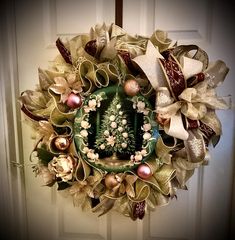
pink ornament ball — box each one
[66,93,83,109]
[137,164,152,179]
[123,79,140,96]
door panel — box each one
[15,1,234,240]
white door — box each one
[2,0,234,240]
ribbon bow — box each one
[156,55,229,142]
[133,41,229,142]
[133,41,229,178]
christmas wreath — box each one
[19,23,230,220]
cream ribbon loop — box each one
[164,112,189,140]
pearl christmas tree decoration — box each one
[95,92,135,157]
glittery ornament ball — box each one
[123,79,140,96]
[137,164,152,179]
[54,136,70,151]
[66,93,83,109]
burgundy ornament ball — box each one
[84,39,97,57]
[123,79,140,96]
[66,93,83,109]
[54,136,70,151]
[137,164,152,179]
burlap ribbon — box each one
[156,134,211,189]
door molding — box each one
[230,171,235,239]
[0,1,28,239]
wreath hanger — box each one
[115,0,123,27]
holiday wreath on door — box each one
[19,23,230,220]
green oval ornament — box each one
[74,85,158,172]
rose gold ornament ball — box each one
[66,93,83,109]
[54,136,70,151]
[104,174,119,189]
[137,164,152,179]
[123,79,140,96]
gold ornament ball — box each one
[104,174,119,189]
[123,79,140,96]
[54,136,70,151]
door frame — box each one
[231,173,235,238]
[0,1,27,239]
